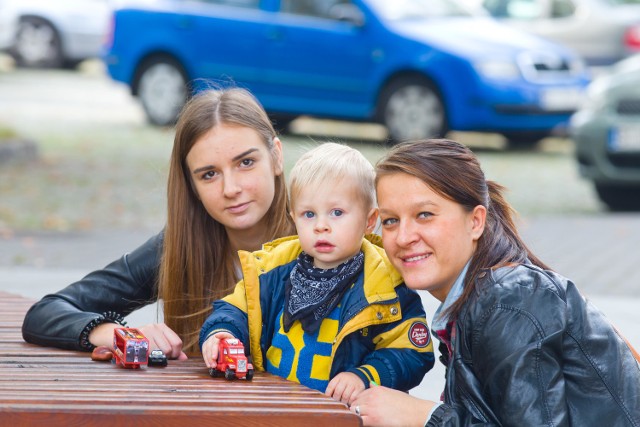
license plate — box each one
[540,87,584,111]
[608,125,640,152]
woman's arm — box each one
[443,283,569,426]
[21,232,163,351]
[350,385,436,427]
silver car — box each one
[0,0,111,68]
[571,54,640,210]
[480,0,640,66]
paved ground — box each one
[1,213,639,401]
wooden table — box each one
[0,291,361,426]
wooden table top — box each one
[0,291,361,426]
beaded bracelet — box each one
[79,311,128,351]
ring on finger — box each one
[354,405,361,416]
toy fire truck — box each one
[113,327,149,369]
[209,338,254,380]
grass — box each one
[0,124,18,141]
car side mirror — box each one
[328,4,365,27]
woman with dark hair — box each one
[349,139,640,426]
[22,88,295,358]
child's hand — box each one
[325,372,366,405]
[201,331,236,369]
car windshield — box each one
[366,0,472,20]
[603,0,640,4]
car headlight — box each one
[580,76,612,112]
[474,59,521,80]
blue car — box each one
[104,0,590,145]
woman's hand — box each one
[201,331,236,368]
[138,323,187,360]
[89,322,187,360]
[325,372,366,404]
[350,385,436,426]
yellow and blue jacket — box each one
[199,235,435,392]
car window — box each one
[198,0,260,8]
[550,0,575,17]
[483,0,542,18]
[603,0,640,4]
[368,0,471,19]
[280,0,353,20]
[484,0,577,18]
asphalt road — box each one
[1,57,638,402]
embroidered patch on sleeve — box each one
[408,321,431,348]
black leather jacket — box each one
[427,264,640,427]
[22,232,163,351]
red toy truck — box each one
[113,327,149,369]
[209,338,254,380]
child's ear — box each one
[365,208,379,234]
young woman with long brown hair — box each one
[22,88,295,358]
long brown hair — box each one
[375,139,548,320]
[158,88,295,355]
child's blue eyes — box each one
[301,210,343,218]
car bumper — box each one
[571,109,640,185]
[449,79,588,134]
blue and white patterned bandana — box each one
[284,251,364,333]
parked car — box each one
[104,0,590,145]
[571,54,640,211]
[0,0,112,68]
[479,0,640,66]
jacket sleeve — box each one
[21,232,163,351]
[429,281,570,426]
[199,281,251,350]
[350,285,435,391]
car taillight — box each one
[624,25,640,51]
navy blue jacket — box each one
[200,235,435,391]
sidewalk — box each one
[1,213,639,401]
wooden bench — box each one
[0,291,361,426]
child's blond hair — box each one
[289,142,375,211]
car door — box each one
[259,0,377,119]
[177,0,273,92]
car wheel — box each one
[246,369,254,381]
[12,17,63,68]
[135,57,188,126]
[501,131,548,150]
[224,367,235,380]
[269,113,298,134]
[377,76,447,145]
[209,367,224,378]
[594,184,640,211]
